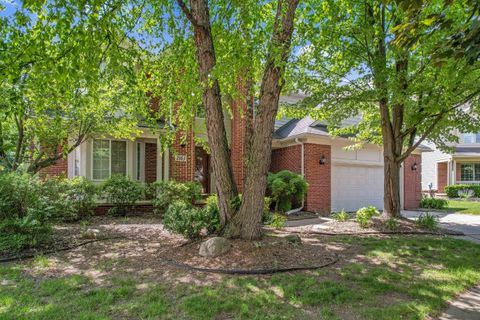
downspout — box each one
[285,138,305,215]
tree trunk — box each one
[224,0,299,240]
[383,155,402,218]
[181,0,238,227]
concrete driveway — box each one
[402,210,480,244]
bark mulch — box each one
[161,235,339,274]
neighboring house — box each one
[422,133,480,193]
[43,95,425,213]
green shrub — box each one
[332,210,350,222]
[262,197,272,223]
[445,184,480,198]
[267,170,308,213]
[150,181,202,213]
[42,177,98,221]
[420,197,448,210]
[266,213,287,229]
[163,201,217,239]
[102,175,144,215]
[203,195,221,235]
[356,206,380,228]
[0,173,54,252]
[416,213,438,231]
[385,217,399,232]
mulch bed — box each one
[285,216,462,235]
[161,235,338,273]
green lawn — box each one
[446,200,480,214]
[1,236,480,320]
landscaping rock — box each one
[81,228,101,240]
[284,234,302,245]
[199,237,231,258]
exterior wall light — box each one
[319,155,326,165]
[411,161,418,171]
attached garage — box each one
[331,163,384,212]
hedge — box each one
[444,184,480,198]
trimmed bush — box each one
[150,181,202,213]
[267,170,308,213]
[445,184,480,198]
[163,200,222,239]
[420,197,448,210]
[102,175,144,215]
[0,173,54,252]
[356,206,380,228]
[43,177,98,221]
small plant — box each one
[266,213,287,229]
[459,189,474,199]
[420,197,448,210]
[332,210,350,222]
[416,213,438,231]
[102,175,144,215]
[203,194,221,235]
[267,170,308,213]
[356,206,380,228]
[385,217,399,232]
[150,181,202,213]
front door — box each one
[195,147,210,193]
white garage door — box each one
[331,164,384,212]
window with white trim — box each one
[92,139,127,180]
[460,163,480,181]
[461,133,480,144]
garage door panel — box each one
[331,164,384,212]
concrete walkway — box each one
[402,210,480,319]
[402,210,480,243]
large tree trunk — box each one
[224,0,300,240]
[180,0,238,227]
[383,155,402,218]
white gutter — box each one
[285,138,305,215]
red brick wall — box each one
[304,144,331,213]
[404,154,422,209]
[270,143,331,213]
[39,157,68,178]
[437,162,448,192]
[170,130,195,182]
[145,143,157,183]
[270,145,302,174]
[456,162,462,183]
[231,81,252,192]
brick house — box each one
[45,95,425,212]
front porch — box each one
[437,158,480,192]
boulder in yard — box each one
[199,237,231,258]
[81,228,101,240]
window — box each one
[462,133,480,144]
[92,139,127,180]
[460,163,480,181]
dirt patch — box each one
[161,235,338,272]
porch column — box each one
[452,160,457,185]
[164,147,170,181]
[156,138,163,181]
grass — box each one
[446,200,480,215]
[1,236,480,319]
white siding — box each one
[421,141,450,190]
